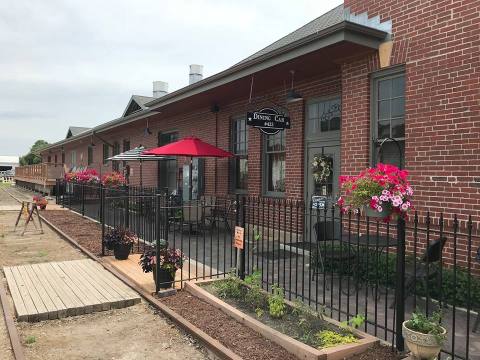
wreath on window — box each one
[312,155,332,184]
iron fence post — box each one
[155,194,161,293]
[81,183,85,216]
[395,216,406,352]
[239,196,246,280]
[100,183,105,256]
[125,185,130,228]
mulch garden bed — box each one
[348,344,399,359]
[41,210,103,255]
[162,291,297,360]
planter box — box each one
[185,279,378,360]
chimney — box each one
[153,81,168,98]
[189,64,203,84]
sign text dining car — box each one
[247,107,291,135]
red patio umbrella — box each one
[143,136,234,199]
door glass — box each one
[312,154,334,197]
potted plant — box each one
[33,195,48,210]
[337,163,413,221]
[402,311,446,360]
[139,247,185,289]
[103,226,137,260]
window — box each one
[263,131,286,195]
[158,132,179,191]
[122,139,130,168]
[47,155,51,163]
[54,154,57,167]
[87,146,93,165]
[71,151,77,167]
[112,142,120,171]
[231,117,248,192]
[102,144,109,165]
[61,152,65,165]
[372,67,405,167]
[307,98,341,136]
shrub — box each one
[315,330,357,348]
[244,270,268,310]
[213,270,244,299]
[268,285,286,318]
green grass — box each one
[25,335,36,344]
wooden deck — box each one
[4,259,141,322]
[104,254,221,294]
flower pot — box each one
[402,321,446,360]
[113,243,132,260]
[153,267,175,289]
[364,206,392,219]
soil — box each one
[17,301,208,360]
[0,298,14,360]
[162,291,297,360]
[349,344,400,359]
[41,210,103,255]
[0,210,85,267]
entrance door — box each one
[305,144,340,207]
[304,96,341,242]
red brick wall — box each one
[45,71,341,201]
[342,0,480,226]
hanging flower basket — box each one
[337,163,413,222]
[311,155,332,184]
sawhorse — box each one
[14,201,44,236]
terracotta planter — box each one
[364,206,392,219]
[402,321,446,360]
[113,243,132,260]
[153,267,175,289]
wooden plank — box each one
[72,260,134,303]
[10,266,38,322]
[27,264,67,319]
[36,262,86,316]
[3,267,28,321]
[58,261,112,311]
[31,263,78,317]
[16,265,49,321]
[58,261,111,311]
[23,264,61,320]
[87,259,143,298]
[49,262,95,313]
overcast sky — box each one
[0,0,342,156]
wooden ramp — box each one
[4,259,141,322]
[104,254,221,294]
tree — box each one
[19,140,49,166]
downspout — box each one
[212,104,220,193]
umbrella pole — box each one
[189,157,193,201]
[140,160,143,188]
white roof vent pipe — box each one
[153,81,168,98]
[189,64,203,84]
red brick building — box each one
[38,1,479,225]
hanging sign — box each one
[311,195,327,210]
[233,226,244,249]
[247,107,291,135]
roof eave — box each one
[40,109,154,153]
[145,21,387,110]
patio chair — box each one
[389,237,447,309]
[181,202,203,233]
[204,198,235,232]
[311,221,355,281]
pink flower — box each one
[377,206,383,212]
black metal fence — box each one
[56,179,480,359]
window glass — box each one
[264,131,285,194]
[307,98,341,135]
[87,146,93,165]
[373,71,405,168]
[102,144,109,165]
[231,117,248,191]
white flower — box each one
[377,206,383,212]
